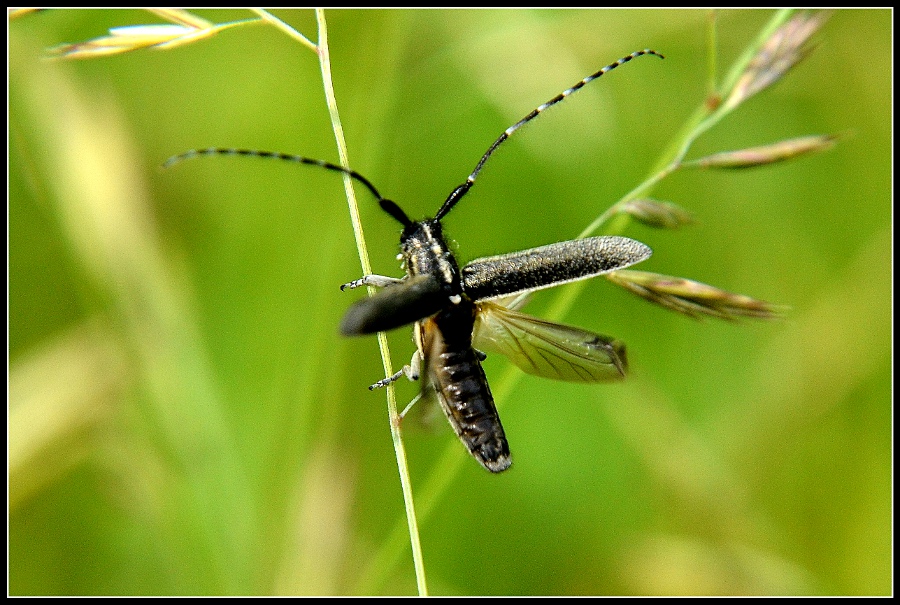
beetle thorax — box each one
[400,219,462,293]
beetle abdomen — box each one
[433,346,510,473]
[424,303,511,473]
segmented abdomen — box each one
[424,303,511,473]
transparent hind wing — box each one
[473,301,627,382]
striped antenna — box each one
[164,49,662,226]
[162,147,388,207]
[433,49,664,221]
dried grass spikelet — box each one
[723,11,829,111]
[685,134,842,170]
[620,199,695,229]
[46,9,253,59]
[606,270,784,321]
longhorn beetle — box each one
[165,49,663,472]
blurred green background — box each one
[9,9,891,596]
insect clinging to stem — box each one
[165,49,664,473]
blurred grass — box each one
[9,9,891,596]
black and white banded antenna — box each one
[163,49,663,225]
[433,48,663,221]
[162,148,414,226]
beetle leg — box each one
[399,392,424,420]
[340,274,403,291]
[369,370,403,390]
[368,350,421,390]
